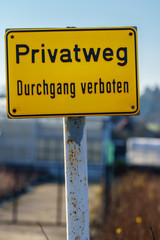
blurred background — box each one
[1,88,160,240]
[1,0,160,239]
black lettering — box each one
[103,48,113,61]
[17,80,22,95]
[60,49,72,62]
[99,78,104,93]
[64,83,69,94]
[117,47,127,66]
[88,82,92,93]
[16,44,29,64]
[25,84,30,95]
[74,44,81,62]
[57,83,62,94]
[50,83,55,98]
[70,83,75,98]
[48,49,58,62]
[94,82,98,93]
[31,84,35,95]
[83,48,100,62]
[37,84,42,95]
[106,82,111,93]
[112,79,116,93]
[117,82,122,93]
[43,80,48,95]
[41,44,45,63]
[32,49,39,63]
[81,83,86,94]
[124,81,129,92]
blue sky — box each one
[0,0,160,95]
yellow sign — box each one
[5,27,139,118]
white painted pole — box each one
[63,117,90,240]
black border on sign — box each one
[6,27,139,118]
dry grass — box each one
[93,170,160,240]
[0,166,36,201]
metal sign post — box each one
[63,117,90,240]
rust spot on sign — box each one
[67,139,73,144]
[75,234,80,239]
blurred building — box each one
[0,97,110,181]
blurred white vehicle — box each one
[126,137,160,167]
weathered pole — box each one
[63,117,90,240]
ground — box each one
[0,180,101,240]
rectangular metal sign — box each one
[5,27,139,118]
